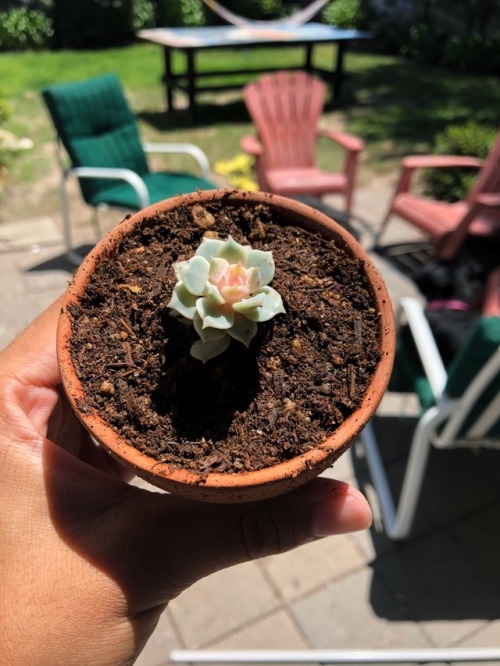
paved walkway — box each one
[1,183,499,666]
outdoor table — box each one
[138,23,370,123]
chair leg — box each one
[60,172,84,266]
[59,173,82,266]
[361,406,445,540]
[373,208,393,248]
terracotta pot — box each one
[57,190,395,503]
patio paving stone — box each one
[260,532,366,602]
[169,561,280,648]
[290,567,432,649]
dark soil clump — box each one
[68,199,382,474]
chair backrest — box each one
[442,315,500,443]
[466,132,500,203]
[42,73,149,205]
[243,71,326,170]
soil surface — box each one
[68,199,382,474]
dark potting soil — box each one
[68,199,382,474]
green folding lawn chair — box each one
[42,73,215,264]
[360,269,500,540]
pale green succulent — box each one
[168,236,285,362]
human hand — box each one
[0,297,372,666]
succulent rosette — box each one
[168,236,285,362]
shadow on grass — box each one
[137,98,251,131]
[340,52,500,162]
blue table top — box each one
[139,23,370,48]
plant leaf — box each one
[180,255,210,295]
[191,335,231,363]
[217,236,248,264]
[195,238,225,261]
[241,286,285,322]
[246,249,275,285]
[227,314,258,346]
[168,283,198,319]
[196,297,234,329]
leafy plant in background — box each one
[133,0,155,31]
[155,0,205,27]
[422,121,497,203]
[322,0,364,29]
[0,5,53,51]
[214,154,258,192]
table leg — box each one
[333,41,347,100]
[163,46,174,112]
[186,49,197,124]
[305,43,313,72]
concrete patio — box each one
[1,179,499,666]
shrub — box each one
[322,0,364,29]
[0,6,53,51]
[155,0,205,27]
[133,0,155,31]
[441,32,500,74]
[422,122,497,203]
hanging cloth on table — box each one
[201,0,331,28]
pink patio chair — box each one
[376,134,500,259]
[240,71,365,213]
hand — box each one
[0,297,372,666]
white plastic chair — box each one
[360,271,500,541]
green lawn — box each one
[1,42,499,221]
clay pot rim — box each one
[57,189,395,497]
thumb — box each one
[122,477,372,608]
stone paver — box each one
[169,561,280,648]
[209,608,310,650]
[135,609,180,666]
[373,532,500,646]
[261,532,366,601]
[291,568,432,649]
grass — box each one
[1,42,499,221]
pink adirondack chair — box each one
[240,71,365,213]
[377,134,500,259]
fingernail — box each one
[311,491,372,537]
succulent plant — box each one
[168,236,285,362]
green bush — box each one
[133,0,155,31]
[441,32,500,73]
[155,0,205,27]
[155,0,286,28]
[322,0,364,29]
[53,0,134,49]
[0,6,53,51]
[422,122,497,203]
